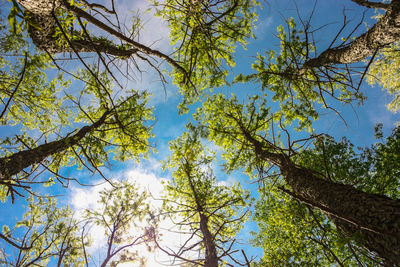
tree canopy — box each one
[0,0,399,266]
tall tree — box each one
[83,181,157,267]
[0,68,152,201]
[235,1,400,129]
[252,128,400,265]
[0,8,154,201]
[153,0,259,108]
[0,196,85,266]
[13,0,184,72]
[159,132,251,266]
[195,93,400,264]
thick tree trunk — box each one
[17,0,137,57]
[19,0,61,53]
[280,162,400,265]
[241,126,400,264]
[302,0,400,69]
[0,110,110,180]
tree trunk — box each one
[199,213,219,267]
[185,167,219,267]
[17,0,137,57]
[302,0,400,69]
[280,162,400,265]
[0,110,110,180]
[241,126,400,264]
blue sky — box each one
[0,0,399,266]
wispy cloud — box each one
[69,165,200,266]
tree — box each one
[0,181,157,266]
[83,181,157,267]
[159,132,251,266]
[252,128,400,265]
[0,13,153,201]
[0,79,152,201]
[194,93,400,264]
[235,1,400,129]
[0,196,85,266]
[13,0,184,72]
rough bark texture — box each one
[0,110,110,180]
[17,0,186,76]
[17,0,137,57]
[241,126,400,264]
[303,0,400,69]
[280,162,400,265]
[199,213,219,267]
[20,0,61,53]
[185,169,218,267]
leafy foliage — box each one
[0,24,70,135]
[235,18,365,130]
[252,187,383,266]
[0,196,85,266]
[1,0,400,265]
[0,62,153,201]
[193,93,273,175]
[367,43,400,113]
[162,132,250,265]
[84,181,156,266]
[154,0,259,111]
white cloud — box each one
[254,15,274,40]
[115,0,172,52]
[69,165,200,266]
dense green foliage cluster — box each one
[154,0,259,110]
[0,0,399,266]
[253,127,400,265]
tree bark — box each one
[0,110,110,180]
[302,0,400,69]
[241,126,400,264]
[199,213,219,267]
[185,166,219,267]
[17,0,138,57]
[280,162,400,265]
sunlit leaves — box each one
[84,181,155,266]
[154,0,259,110]
[194,93,273,175]
[0,30,70,133]
[235,18,365,130]
[162,132,250,263]
[367,43,400,113]
[252,187,380,266]
[0,196,85,266]
[294,126,400,199]
[0,60,153,198]
[85,181,152,234]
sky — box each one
[0,0,399,266]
